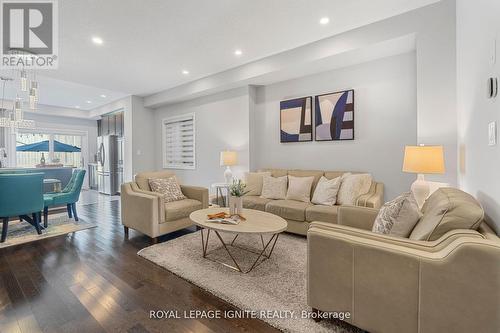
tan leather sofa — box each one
[121,171,208,242]
[307,188,500,333]
[242,169,384,235]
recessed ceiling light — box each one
[75,105,80,109]
[319,17,330,25]
[86,100,92,104]
[100,94,107,98]
[182,70,189,75]
[91,36,104,45]
[234,49,243,56]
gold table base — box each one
[200,228,280,273]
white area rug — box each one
[138,231,363,333]
[0,213,96,248]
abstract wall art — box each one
[315,89,354,141]
[280,96,312,142]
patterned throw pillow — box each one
[337,173,373,206]
[311,176,341,206]
[372,192,422,237]
[148,177,186,203]
[260,175,288,200]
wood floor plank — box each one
[0,200,280,333]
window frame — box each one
[162,113,196,170]
[14,127,88,168]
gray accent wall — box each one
[252,52,417,200]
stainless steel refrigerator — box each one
[97,135,118,195]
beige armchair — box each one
[307,191,500,333]
[121,171,208,243]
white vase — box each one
[229,195,243,215]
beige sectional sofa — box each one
[121,171,208,242]
[307,188,500,333]
[242,169,384,235]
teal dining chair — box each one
[43,169,86,226]
[0,173,44,243]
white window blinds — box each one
[162,114,195,169]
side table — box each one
[211,182,230,207]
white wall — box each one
[131,96,156,175]
[252,53,417,200]
[154,87,251,190]
[457,0,500,233]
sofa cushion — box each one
[135,171,176,191]
[324,171,348,180]
[164,198,202,222]
[242,195,272,211]
[311,176,341,206]
[244,172,271,196]
[286,175,314,202]
[288,170,324,196]
[265,200,312,221]
[409,188,484,241]
[306,205,339,223]
[259,168,288,177]
[337,173,372,205]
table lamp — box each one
[402,145,445,207]
[220,150,237,184]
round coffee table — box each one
[190,207,287,273]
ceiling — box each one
[4,0,440,110]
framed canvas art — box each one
[315,89,354,141]
[280,96,313,142]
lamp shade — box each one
[403,145,445,174]
[220,151,237,166]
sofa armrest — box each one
[336,205,379,230]
[181,185,209,208]
[356,182,384,208]
[121,183,162,237]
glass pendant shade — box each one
[20,70,28,91]
[29,89,37,110]
[14,97,22,112]
[30,80,39,101]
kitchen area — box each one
[89,111,124,195]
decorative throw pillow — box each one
[244,172,271,196]
[148,177,186,203]
[372,192,422,237]
[286,175,314,202]
[337,173,372,206]
[260,175,288,200]
[311,176,341,206]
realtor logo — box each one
[1,0,58,68]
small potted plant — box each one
[228,179,249,215]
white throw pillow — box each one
[244,172,271,196]
[260,175,288,200]
[372,192,422,237]
[311,176,341,206]
[286,175,314,202]
[148,176,186,203]
[337,173,372,206]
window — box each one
[16,131,83,168]
[162,113,195,169]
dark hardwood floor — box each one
[0,200,279,333]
